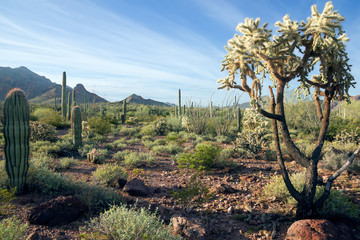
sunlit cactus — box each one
[71,106,82,148]
[3,88,30,194]
[61,71,67,117]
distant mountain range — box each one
[0,66,174,106]
[0,66,107,104]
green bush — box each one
[56,157,79,170]
[92,164,127,187]
[140,124,156,137]
[263,172,360,218]
[31,107,65,128]
[177,142,221,171]
[151,144,184,156]
[323,146,360,173]
[119,126,140,137]
[0,217,28,240]
[87,204,182,240]
[30,140,61,156]
[30,121,58,142]
[112,150,133,161]
[88,117,112,135]
[171,174,211,208]
[123,152,156,168]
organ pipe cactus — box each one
[61,71,67,117]
[71,106,82,148]
[3,88,30,194]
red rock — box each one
[286,219,353,240]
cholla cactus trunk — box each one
[3,88,30,194]
[61,72,67,117]
[121,99,127,124]
[71,106,82,148]
[72,88,76,106]
[67,92,72,121]
[178,89,182,116]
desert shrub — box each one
[30,152,54,169]
[31,107,65,128]
[92,164,128,187]
[236,126,270,154]
[214,147,237,168]
[215,135,232,144]
[323,146,360,173]
[177,142,221,171]
[0,162,10,188]
[0,188,15,215]
[87,204,182,240]
[166,116,183,132]
[264,149,277,161]
[126,138,141,146]
[142,138,167,150]
[0,216,28,240]
[151,144,184,156]
[112,141,127,149]
[30,121,58,142]
[56,157,79,170]
[171,174,211,208]
[236,148,256,159]
[112,150,133,161]
[154,118,168,136]
[334,127,360,144]
[119,126,141,138]
[88,117,112,135]
[140,124,156,137]
[263,172,360,218]
[30,140,61,156]
[123,152,156,168]
[165,131,181,142]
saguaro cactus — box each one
[121,99,127,124]
[71,106,82,148]
[67,92,72,120]
[4,88,30,194]
[61,71,67,117]
[72,88,76,106]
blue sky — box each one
[0,0,359,105]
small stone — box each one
[227,206,235,214]
[248,219,258,226]
[26,231,40,240]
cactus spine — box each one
[71,106,82,148]
[4,88,30,194]
[178,89,181,116]
[67,92,72,120]
[61,71,67,117]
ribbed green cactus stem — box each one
[67,92,72,121]
[4,88,30,194]
[121,99,127,124]
[237,107,242,132]
[178,89,182,116]
[61,71,67,117]
[71,106,82,148]
[183,105,186,115]
[72,88,76,106]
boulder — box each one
[123,178,151,197]
[172,215,207,240]
[286,219,353,240]
[28,195,87,226]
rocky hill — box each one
[0,66,106,104]
[116,94,172,106]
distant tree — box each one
[217,1,359,218]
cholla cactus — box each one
[181,116,190,132]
